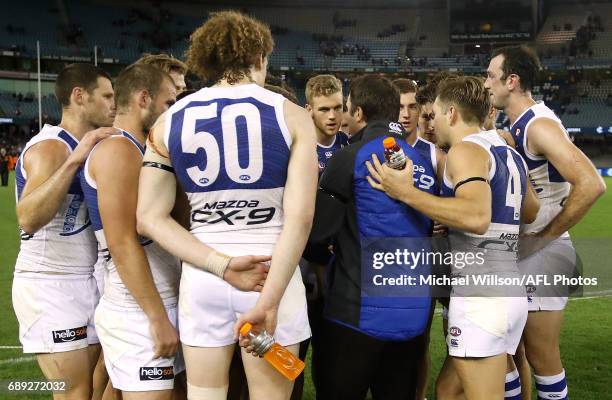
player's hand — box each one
[497,129,516,148]
[223,255,271,292]
[433,221,448,237]
[68,127,119,166]
[149,315,179,359]
[235,301,279,357]
[365,153,415,201]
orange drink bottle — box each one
[383,137,407,169]
[239,322,305,380]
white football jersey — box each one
[510,102,571,236]
[15,124,96,274]
[81,131,180,308]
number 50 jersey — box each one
[165,84,291,250]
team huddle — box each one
[11,10,606,400]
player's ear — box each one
[71,87,85,107]
[448,105,457,126]
[506,74,519,91]
[305,104,313,113]
[138,89,151,109]
[354,106,365,123]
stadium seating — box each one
[1,0,612,132]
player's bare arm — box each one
[137,113,270,291]
[93,137,178,359]
[367,142,492,235]
[528,118,606,238]
[17,127,117,233]
[235,99,318,339]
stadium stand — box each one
[1,0,612,153]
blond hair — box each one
[305,74,342,105]
[436,76,491,125]
[136,53,187,76]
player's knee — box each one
[186,382,227,400]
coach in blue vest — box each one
[310,75,437,400]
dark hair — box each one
[349,75,399,122]
[55,63,111,107]
[176,89,196,101]
[392,78,417,94]
[415,71,459,105]
[265,84,299,104]
[491,45,541,91]
[436,76,490,126]
[266,73,298,100]
[265,73,283,87]
[114,64,170,110]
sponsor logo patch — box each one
[388,122,403,133]
[450,338,459,347]
[139,366,174,381]
[52,326,87,343]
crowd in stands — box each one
[377,24,406,39]
[106,4,191,55]
[313,33,372,60]
[0,122,39,165]
[545,15,607,59]
[332,11,356,29]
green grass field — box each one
[1,173,611,399]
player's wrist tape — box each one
[205,251,232,278]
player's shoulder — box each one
[448,139,490,163]
[92,131,141,161]
[527,103,564,129]
[23,125,74,161]
[527,116,569,150]
[283,98,312,133]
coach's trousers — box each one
[315,318,422,400]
